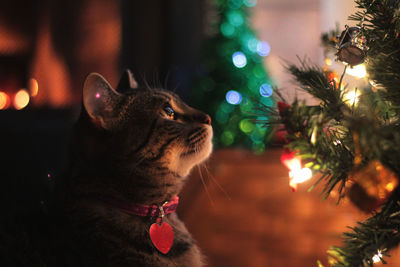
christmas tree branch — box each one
[349,0,400,108]
[330,197,400,267]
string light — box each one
[346,64,367,78]
[239,119,255,133]
[247,37,259,52]
[193,0,274,151]
[227,10,244,27]
[333,140,342,146]
[281,150,313,191]
[289,168,312,189]
[372,250,382,263]
[232,52,247,68]
[28,78,39,97]
[259,83,273,97]
[14,89,30,110]
[324,58,332,66]
[0,91,10,110]
[256,41,271,57]
[226,90,242,105]
[221,23,235,37]
[244,0,257,7]
[343,89,360,106]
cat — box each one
[0,70,213,267]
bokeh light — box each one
[324,58,332,66]
[228,0,243,9]
[216,109,229,123]
[0,91,10,110]
[14,89,30,110]
[232,52,247,68]
[244,0,257,7]
[221,23,235,37]
[239,97,253,113]
[257,41,271,57]
[227,11,244,27]
[346,64,367,78]
[28,78,39,97]
[343,89,360,106]
[239,119,255,133]
[247,37,259,53]
[220,102,235,113]
[252,65,266,78]
[259,83,273,97]
[226,90,242,105]
[221,131,234,146]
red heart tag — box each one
[149,218,174,254]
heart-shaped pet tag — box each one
[149,218,174,254]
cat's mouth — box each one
[181,126,213,158]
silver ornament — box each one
[336,25,368,66]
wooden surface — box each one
[178,148,400,267]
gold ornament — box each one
[347,160,398,213]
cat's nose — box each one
[193,112,212,125]
[202,114,212,125]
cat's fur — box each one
[0,70,212,266]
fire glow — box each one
[281,150,312,191]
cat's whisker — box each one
[201,161,231,201]
[197,165,215,207]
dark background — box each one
[0,0,207,216]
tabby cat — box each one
[0,70,212,266]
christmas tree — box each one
[194,0,274,153]
[265,0,400,266]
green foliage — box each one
[193,0,274,152]
[261,0,400,266]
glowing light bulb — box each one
[333,140,342,146]
[0,91,10,110]
[343,90,360,106]
[232,52,247,68]
[225,90,242,105]
[14,89,30,110]
[95,92,101,99]
[259,83,273,97]
[281,150,313,192]
[346,64,367,78]
[256,41,271,57]
[290,168,312,184]
[281,151,301,171]
[372,250,382,263]
[324,58,332,66]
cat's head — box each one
[70,70,213,203]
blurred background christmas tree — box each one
[268,0,400,266]
[194,0,274,153]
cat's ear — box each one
[116,69,138,93]
[83,73,122,129]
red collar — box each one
[101,195,179,217]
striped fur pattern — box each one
[60,70,213,266]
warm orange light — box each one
[372,250,382,263]
[324,58,332,66]
[281,150,313,191]
[0,91,10,110]
[281,151,301,170]
[14,89,30,110]
[28,78,39,97]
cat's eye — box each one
[163,105,175,119]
